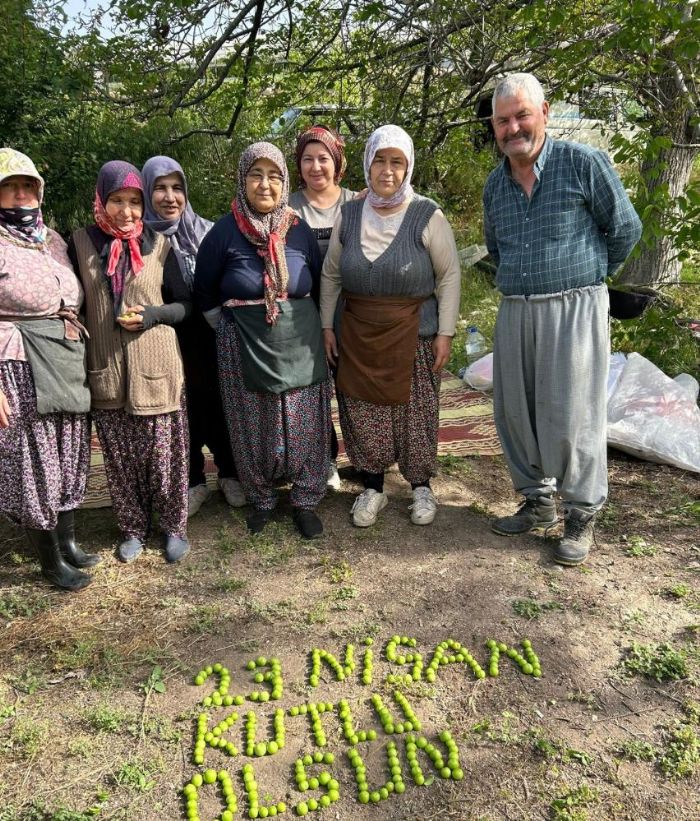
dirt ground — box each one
[0,449,699,821]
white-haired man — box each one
[483,73,642,565]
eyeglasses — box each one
[246,172,284,186]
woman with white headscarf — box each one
[195,142,330,539]
[320,125,461,529]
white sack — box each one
[463,352,493,391]
[607,353,700,473]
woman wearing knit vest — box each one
[195,142,330,539]
[67,161,191,564]
[320,125,461,528]
[0,147,99,591]
[141,156,246,518]
[289,126,356,492]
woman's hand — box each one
[432,334,452,374]
[0,388,11,428]
[323,328,338,367]
[117,304,145,332]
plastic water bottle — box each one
[465,326,488,365]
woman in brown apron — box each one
[320,125,461,528]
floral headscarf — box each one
[230,142,297,324]
[142,155,212,277]
[363,124,415,209]
[93,160,145,309]
[295,125,347,187]
[0,147,47,244]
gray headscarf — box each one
[142,155,212,278]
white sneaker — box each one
[409,486,437,525]
[218,478,247,508]
[351,489,388,527]
[327,460,341,491]
[188,483,212,518]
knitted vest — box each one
[72,228,184,415]
[339,196,439,336]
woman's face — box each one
[245,157,284,214]
[0,175,40,209]
[105,187,143,230]
[151,172,186,220]
[369,148,408,198]
[300,141,336,193]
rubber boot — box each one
[26,528,91,591]
[56,510,101,568]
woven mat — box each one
[81,371,500,508]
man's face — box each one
[492,90,549,163]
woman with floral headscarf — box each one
[289,125,356,491]
[195,142,330,538]
[67,160,192,564]
[142,156,244,518]
[0,147,98,591]
[320,125,461,529]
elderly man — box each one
[483,73,642,565]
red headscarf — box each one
[295,125,347,187]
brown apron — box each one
[336,291,424,406]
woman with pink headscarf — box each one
[68,161,191,564]
[321,125,461,530]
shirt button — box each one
[525,217,530,222]
[523,273,528,277]
[525,243,529,248]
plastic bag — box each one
[607,353,700,473]
[607,352,627,398]
[463,352,493,391]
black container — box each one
[608,287,656,320]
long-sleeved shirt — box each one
[482,137,642,296]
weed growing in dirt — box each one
[437,454,474,478]
[322,558,352,583]
[620,642,689,681]
[512,596,562,620]
[114,757,158,792]
[613,739,657,761]
[189,604,228,634]
[663,499,700,523]
[217,576,247,593]
[620,609,647,631]
[244,598,295,624]
[329,619,380,641]
[242,522,299,566]
[658,722,700,779]
[2,717,49,758]
[662,583,692,599]
[6,667,45,695]
[84,703,129,733]
[550,783,599,820]
[0,589,50,621]
[141,665,166,695]
[622,535,658,557]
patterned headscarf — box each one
[295,125,347,187]
[0,147,47,244]
[231,142,297,325]
[93,160,146,309]
[363,124,415,209]
[142,156,212,273]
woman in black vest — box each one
[320,125,461,529]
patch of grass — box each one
[303,599,328,626]
[662,583,692,599]
[333,585,358,601]
[329,620,380,641]
[471,711,525,745]
[620,609,647,630]
[659,723,700,779]
[512,596,561,620]
[84,703,130,733]
[466,500,491,516]
[242,523,299,566]
[620,642,689,682]
[437,454,474,478]
[614,739,657,762]
[67,735,94,758]
[114,757,157,793]
[244,598,295,624]
[216,523,239,554]
[596,502,620,528]
[217,576,248,593]
[621,535,658,557]
[53,639,99,671]
[3,717,49,758]
[662,499,700,523]
[566,690,598,708]
[189,604,228,635]
[322,558,352,583]
[0,589,50,621]
[6,666,46,695]
[550,783,598,820]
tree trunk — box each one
[620,71,699,287]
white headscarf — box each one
[363,125,414,209]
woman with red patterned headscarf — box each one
[67,161,192,565]
[289,125,356,490]
[195,141,330,540]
